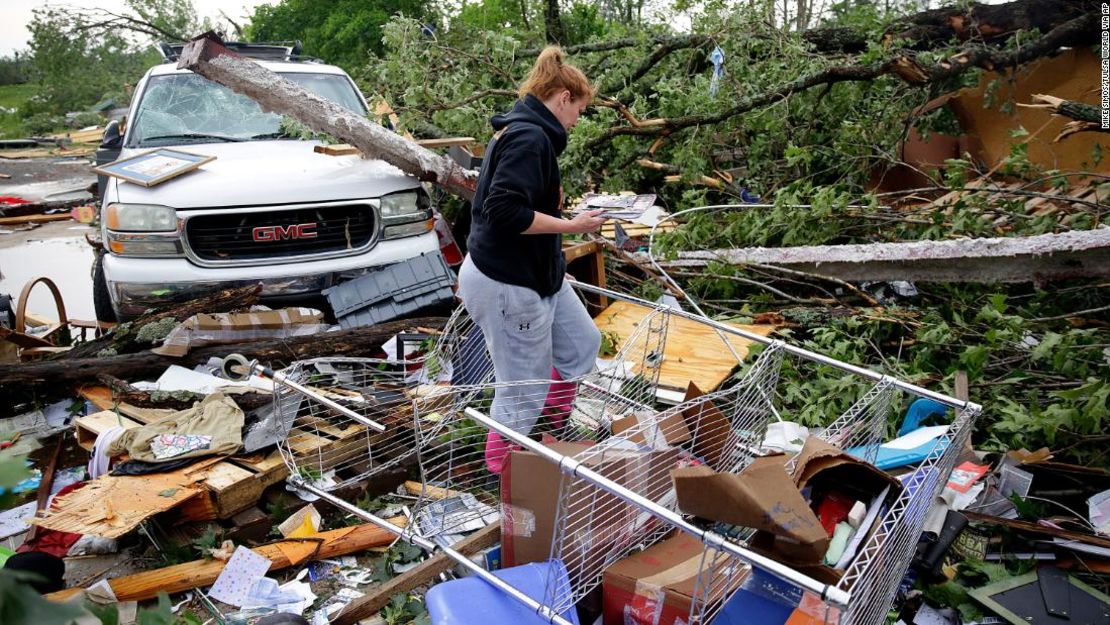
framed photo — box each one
[94,148,216,187]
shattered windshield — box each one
[129,72,366,147]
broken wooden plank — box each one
[46,522,401,603]
[659,229,1110,283]
[333,522,500,625]
[0,213,72,226]
[229,449,290,488]
[74,410,142,451]
[593,300,775,392]
[28,457,225,538]
[196,461,263,519]
[77,386,175,424]
[178,32,478,201]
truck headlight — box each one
[380,190,433,239]
[104,203,178,232]
[104,203,183,256]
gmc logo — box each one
[252,223,318,242]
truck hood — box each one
[112,140,419,208]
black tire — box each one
[91,251,117,323]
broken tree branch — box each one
[62,284,263,360]
[1020,93,1107,141]
[0,316,447,392]
[177,32,479,201]
[586,11,1097,150]
[654,229,1110,284]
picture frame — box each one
[94,148,216,187]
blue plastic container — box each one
[426,559,580,625]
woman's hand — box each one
[564,209,606,233]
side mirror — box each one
[100,120,123,149]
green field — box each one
[0,83,38,138]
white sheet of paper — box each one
[0,502,36,539]
[135,364,273,394]
[632,205,669,227]
[1088,488,1110,533]
[882,425,949,450]
[208,546,272,607]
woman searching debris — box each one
[458,46,605,473]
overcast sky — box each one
[0,0,275,57]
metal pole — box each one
[568,281,979,413]
[289,477,575,625]
[465,408,854,609]
[220,354,387,432]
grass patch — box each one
[0,83,38,138]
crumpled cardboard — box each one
[672,437,901,568]
[502,440,678,570]
[152,307,328,357]
[679,382,732,467]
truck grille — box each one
[185,204,376,262]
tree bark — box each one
[1021,93,1108,141]
[177,32,478,201]
[62,284,262,360]
[0,316,447,392]
[586,11,1097,149]
[543,0,566,45]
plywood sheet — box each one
[29,457,223,538]
[593,300,776,392]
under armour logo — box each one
[519,322,530,331]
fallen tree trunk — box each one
[62,284,263,360]
[333,521,501,625]
[654,229,1110,284]
[177,32,478,201]
[0,316,447,390]
[46,522,399,603]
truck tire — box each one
[92,251,117,323]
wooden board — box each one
[74,410,142,451]
[600,220,676,238]
[77,385,176,424]
[195,461,262,519]
[230,449,290,488]
[28,457,223,538]
[0,213,72,225]
[593,300,776,392]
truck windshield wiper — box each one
[248,131,296,140]
[141,133,245,144]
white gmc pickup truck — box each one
[94,50,440,320]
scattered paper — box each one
[208,546,272,607]
[998,464,1033,499]
[882,425,949,451]
[632,205,670,228]
[1089,489,1110,535]
[0,502,36,539]
[241,574,317,615]
[323,588,364,616]
[133,364,272,394]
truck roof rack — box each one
[157,40,321,63]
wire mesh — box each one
[271,356,427,491]
[268,281,977,625]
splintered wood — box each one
[29,457,224,538]
[593,301,775,392]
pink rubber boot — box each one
[484,431,515,474]
[542,367,576,430]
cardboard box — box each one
[603,531,747,625]
[611,409,692,449]
[501,441,678,569]
[679,382,732,467]
[672,437,902,572]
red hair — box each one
[518,46,594,101]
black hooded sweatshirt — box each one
[467,94,567,297]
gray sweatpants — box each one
[457,256,601,434]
